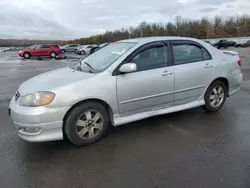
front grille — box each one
[15,91,20,101]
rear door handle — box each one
[162,71,173,76]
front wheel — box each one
[23,53,30,59]
[64,102,110,146]
[203,81,227,112]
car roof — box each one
[118,36,202,44]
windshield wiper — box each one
[83,62,94,71]
[76,59,94,73]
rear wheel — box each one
[80,50,85,55]
[64,102,110,146]
[203,81,227,112]
[50,51,56,58]
[23,53,30,59]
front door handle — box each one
[204,63,213,68]
[162,71,173,76]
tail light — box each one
[238,59,242,67]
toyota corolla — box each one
[9,37,243,146]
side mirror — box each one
[119,63,137,73]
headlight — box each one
[19,91,55,107]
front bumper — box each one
[9,96,70,142]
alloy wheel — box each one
[209,86,225,107]
[76,110,104,140]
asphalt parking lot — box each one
[0,49,250,188]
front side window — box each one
[173,44,203,65]
[130,44,168,72]
[39,45,50,49]
[74,42,137,73]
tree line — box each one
[1,15,250,47]
[0,39,65,47]
[71,15,250,45]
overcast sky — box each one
[0,0,249,40]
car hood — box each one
[18,66,94,95]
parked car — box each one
[228,40,237,47]
[90,43,109,54]
[235,40,250,48]
[9,37,243,146]
[213,39,231,49]
[0,47,11,52]
[61,44,81,53]
[18,44,62,59]
[76,44,98,55]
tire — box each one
[80,50,85,55]
[203,80,227,112]
[50,51,56,58]
[64,102,110,146]
[23,53,30,59]
[217,46,220,49]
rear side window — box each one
[52,45,60,48]
[172,43,211,65]
[202,48,211,60]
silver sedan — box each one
[9,37,243,146]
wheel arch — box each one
[50,51,57,56]
[63,98,114,128]
[23,52,31,56]
[210,77,229,96]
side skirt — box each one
[113,99,205,126]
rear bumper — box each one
[9,96,70,142]
[228,72,243,96]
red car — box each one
[19,44,62,59]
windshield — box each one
[74,42,137,73]
[27,45,37,49]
